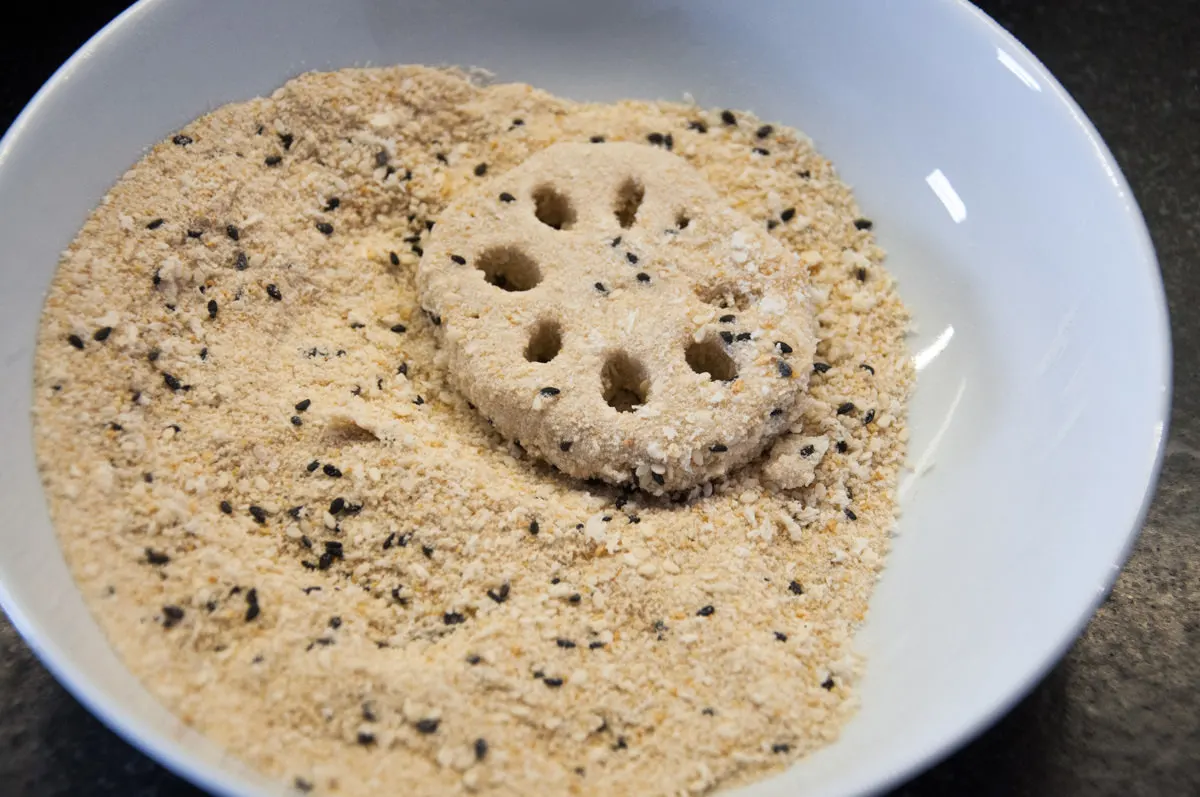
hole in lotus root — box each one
[525,320,563,363]
[476,246,542,292]
[601,351,649,413]
[686,336,738,382]
[532,185,576,230]
[614,178,645,229]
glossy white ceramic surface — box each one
[0,2,1170,796]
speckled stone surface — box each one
[1,1,1196,795]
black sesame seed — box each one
[736,331,752,341]
[625,252,638,265]
[187,229,203,239]
[752,147,770,156]
[594,282,607,293]
[217,500,233,515]
[822,676,836,690]
[611,236,622,247]
[709,443,728,453]
[234,251,248,271]
[266,284,282,301]
[163,373,182,391]
[702,707,715,716]
[288,506,304,519]
[589,640,606,649]
[375,150,390,168]
[390,323,407,334]
[788,580,804,595]
[836,441,848,453]
[443,611,466,625]
[473,163,488,177]
[324,197,340,211]
[397,362,408,376]
[487,582,511,604]
[325,541,344,559]
[315,221,333,236]
[199,347,208,360]
[863,409,876,425]
[511,118,525,126]
[450,254,466,265]
[108,422,123,431]
[781,207,796,222]
[499,192,516,203]
[860,363,875,375]
[772,743,791,754]
[771,408,784,418]
[172,134,192,146]
[290,415,302,427]
[813,362,832,374]
[857,267,868,282]
[244,588,261,622]
[248,505,267,524]
[719,314,736,323]
[756,124,774,139]
[356,731,376,747]
[435,153,449,164]
[837,402,856,416]
[293,777,313,793]
[425,220,435,231]
[556,638,576,649]
[664,133,674,150]
[721,110,737,126]
[854,218,874,230]
[306,460,320,472]
[467,653,483,665]
[647,132,665,146]
[774,631,788,642]
[798,169,812,179]
[206,299,218,319]
[529,519,540,535]
[540,386,561,396]
[800,445,815,457]
[145,548,170,566]
[323,464,342,478]
[845,508,858,521]
[67,334,84,350]
[543,677,564,688]
[568,593,582,603]
[767,219,779,230]
[389,251,400,266]
[153,269,162,286]
[279,133,294,150]
[719,331,734,344]
[473,737,488,761]
[560,441,573,452]
[264,155,282,166]
[146,218,164,230]
[687,120,708,133]
[294,398,311,412]
[651,472,665,486]
[161,605,185,629]
[636,272,651,283]
[589,135,606,143]
[415,718,440,734]
[411,245,424,256]
[778,361,794,378]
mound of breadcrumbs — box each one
[33,66,911,796]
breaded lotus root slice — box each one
[417,142,816,494]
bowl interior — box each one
[0,1,1169,796]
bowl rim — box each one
[0,1,1173,796]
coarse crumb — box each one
[33,66,911,797]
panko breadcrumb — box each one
[33,66,911,797]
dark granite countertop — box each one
[1,1,1196,795]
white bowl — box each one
[0,1,1170,795]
